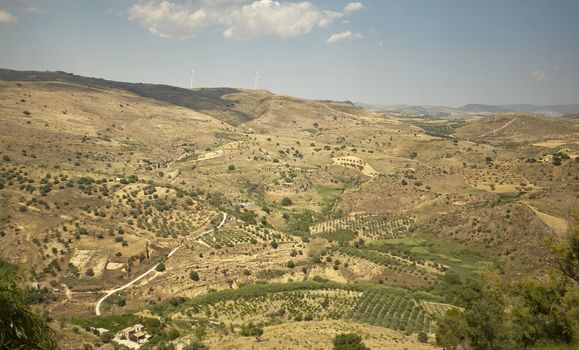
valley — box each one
[0,69,577,350]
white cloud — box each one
[0,9,17,23]
[223,1,341,39]
[129,1,213,39]
[129,0,364,40]
[325,30,362,44]
[531,70,546,82]
[0,0,39,12]
[344,2,365,14]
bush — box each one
[228,165,235,171]
[333,333,370,350]
[156,262,166,272]
[100,332,113,343]
[166,328,180,340]
[189,271,200,281]
[281,197,293,206]
[418,331,428,343]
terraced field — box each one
[347,289,433,334]
[198,223,288,249]
[310,215,415,240]
[185,289,361,322]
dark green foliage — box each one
[436,308,470,350]
[281,197,293,206]
[285,210,316,239]
[189,270,200,281]
[241,322,263,341]
[156,262,166,272]
[417,331,428,343]
[436,220,579,350]
[0,261,58,350]
[320,229,356,243]
[511,274,578,347]
[333,333,370,350]
[436,278,514,349]
[551,217,579,283]
[100,331,113,343]
[166,328,180,340]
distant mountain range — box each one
[357,102,579,118]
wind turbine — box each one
[190,69,196,89]
[254,69,260,90]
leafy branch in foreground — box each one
[0,260,58,350]
[435,215,579,350]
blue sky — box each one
[1,0,578,106]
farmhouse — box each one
[118,324,151,345]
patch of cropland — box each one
[1,70,577,350]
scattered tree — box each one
[189,271,200,281]
[333,333,370,350]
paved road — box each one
[95,211,227,316]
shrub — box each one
[156,263,166,272]
[189,271,200,281]
[281,197,293,206]
[333,333,369,350]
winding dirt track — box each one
[95,211,227,315]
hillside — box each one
[452,113,579,143]
[359,102,579,118]
[0,70,577,350]
[0,68,369,128]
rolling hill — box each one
[0,69,577,350]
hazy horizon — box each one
[1,0,579,106]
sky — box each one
[1,0,579,106]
